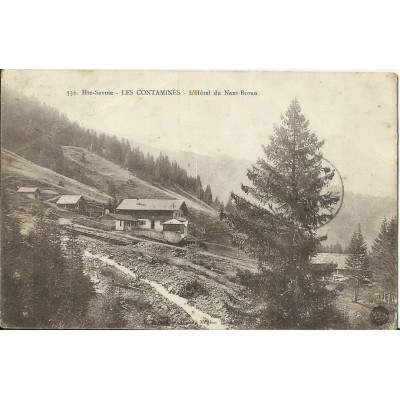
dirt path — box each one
[84,250,228,330]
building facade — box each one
[99,213,144,231]
[116,198,188,232]
[162,218,188,243]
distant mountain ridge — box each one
[318,191,396,248]
[128,139,397,248]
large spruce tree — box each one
[229,99,344,329]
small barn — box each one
[17,187,41,201]
[99,213,143,231]
[56,195,86,213]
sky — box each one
[2,70,398,198]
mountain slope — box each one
[1,148,112,203]
[61,146,217,215]
[1,88,208,204]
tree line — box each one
[345,218,397,304]
[316,241,345,254]
[1,88,216,205]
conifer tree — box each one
[231,99,339,264]
[228,99,344,329]
[57,224,95,327]
[371,217,397,303]
[212,196,220,211]
[204,185,213,205]
[22,212,95,327]
[225,198,236,214]
[195,175,203,200]
[345,225,371,302]
[1,191,26,326]
[24,209,66,327]
[107,180,117,210]
[199,188,205,202]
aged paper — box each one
[1,70,397,329]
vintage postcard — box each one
[0,70,397,329]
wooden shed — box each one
[56,195,86,213]
[17,187,41,201]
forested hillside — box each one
[1,88,216,206]
[128,139,250,204]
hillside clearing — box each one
[2,148,112,203]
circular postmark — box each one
[370,306,389,326]
[317,157,344,229]
[265,157,344,229]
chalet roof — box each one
[117,198,186,212]
[17,187,39,193]
[312,253,347,270]
[102,213,138,222]
[163,218,185,225]
[56,195,84,205]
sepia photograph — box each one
[1,70,398,330]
